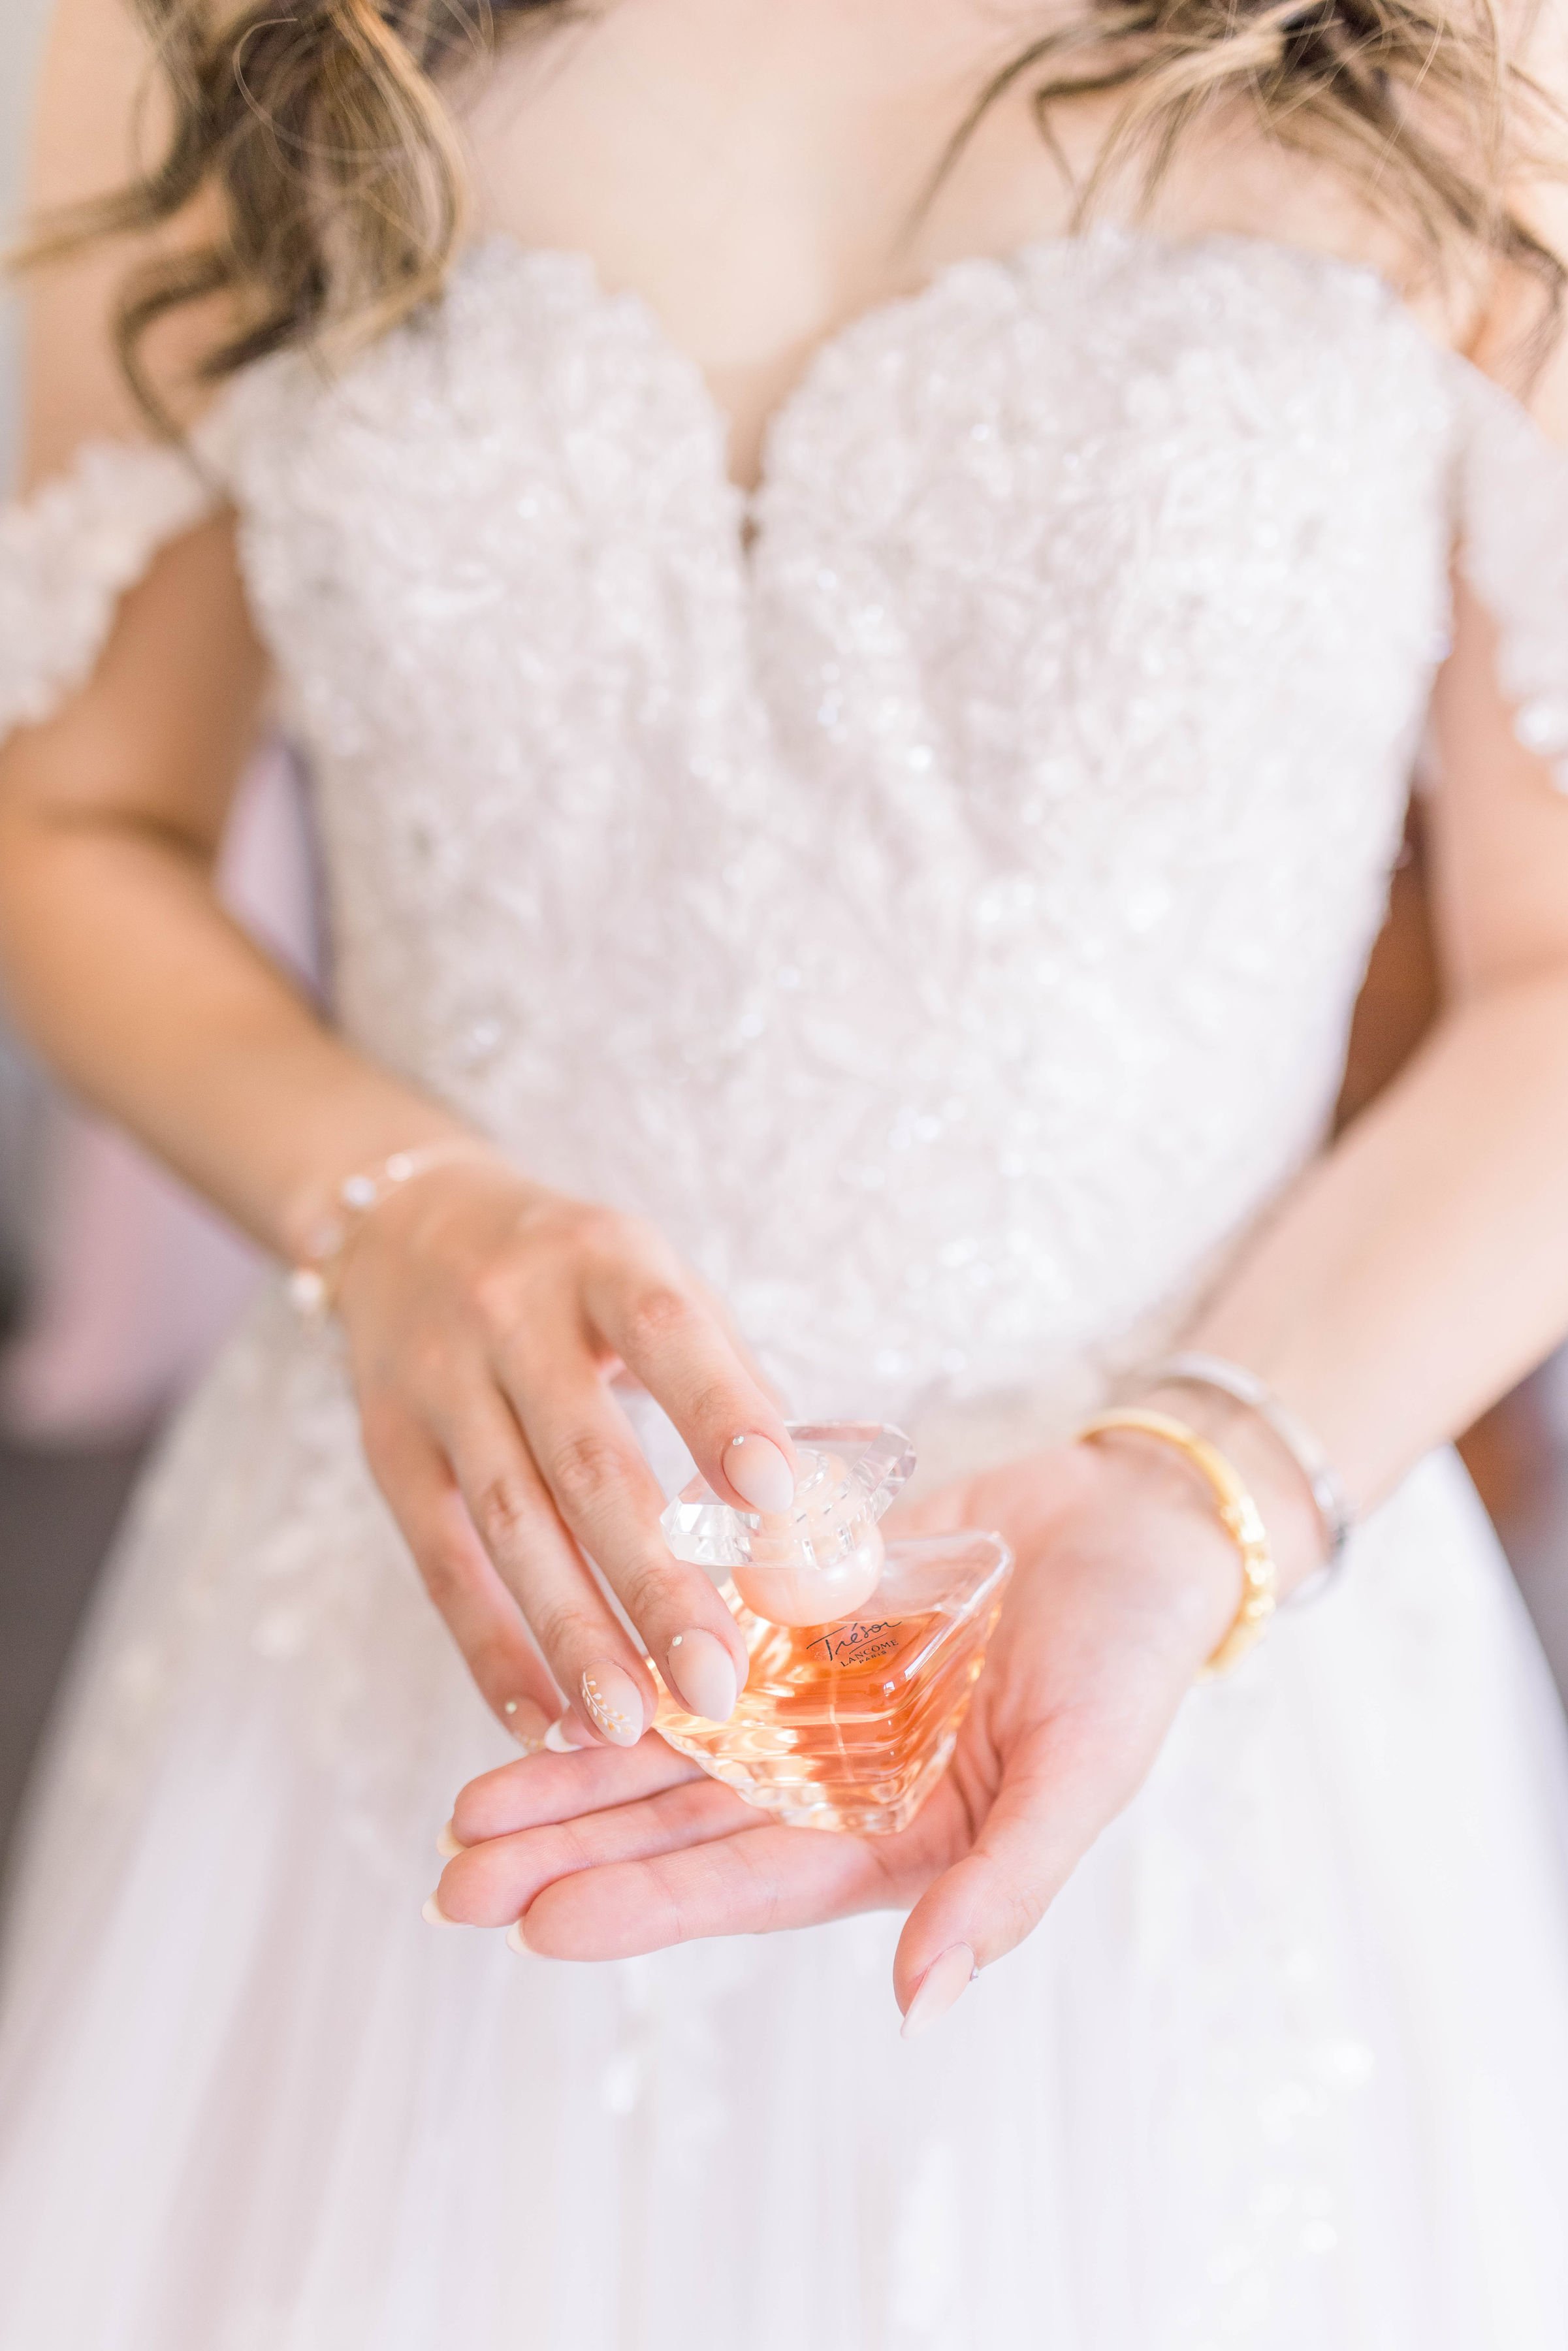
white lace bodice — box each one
[6,228,1568,1427]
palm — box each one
[436,1447,1238,2007]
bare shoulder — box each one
[1078,0,1567,388]
[20,0,230,484]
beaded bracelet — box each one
[287,1138,495,1319]
[1076,1406,1279,1676]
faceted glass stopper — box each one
[661,1421,915,1627]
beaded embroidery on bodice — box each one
[228,228,1458,1422]
[6,228,1568,1427]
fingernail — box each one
[666,1627,739,1723]
[580,1661,644,1746]
[544,1708,596,1752]
[505,1917,530,1956]
[422,1892,460,1928]
[726,1431,796,1515]
[501,1696,551,1751]
[435,1819,466,1859]
[900,1943,977,2041]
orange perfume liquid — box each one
[654,1426,1012,1834]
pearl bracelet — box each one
[287,1139,494,1319]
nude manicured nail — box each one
[501,1696,551,1751]
[422,1892,460,1928]
[726,1432,796,1514]
[543,1709,596,1752]
[435,1819,466,1859]
[901,1943,977,2041]
[580,1661,644,1746]
[666,1627,740,1723]
[505,1918,530,1956]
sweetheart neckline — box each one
[449,222,1401,516]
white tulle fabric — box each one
[3,228,1568,2350]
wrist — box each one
[276,1112,482,1264]
[1059,1430,1255,1661]
[280,1127,504,1296]
[1123,1382,1327,1597]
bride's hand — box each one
[328,1150,796,1748]
[428,1431,1311,2026]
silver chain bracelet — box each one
[1142,1350,1353,1603]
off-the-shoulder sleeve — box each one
[1451,360,1568,791]
[0,432,227,745]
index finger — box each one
[580,1253,797,1517]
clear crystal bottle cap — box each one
[661,1421,914,1575]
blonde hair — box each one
[23,0,1568,427]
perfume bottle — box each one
[654,1424,1012,1835]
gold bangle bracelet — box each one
[1076,1406,1278,1677]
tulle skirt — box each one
[3,1290,1568,2350]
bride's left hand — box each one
[428,1432,1296,2026]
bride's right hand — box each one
[326,1149,796,1749]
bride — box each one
[3,0,1568,2341]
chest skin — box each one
[450,0,1453,498]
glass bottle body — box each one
[654,1527,1012,1835]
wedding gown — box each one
[4,226,1568,2351]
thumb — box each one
[892,1708,1138,2039]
